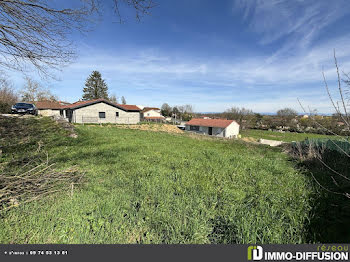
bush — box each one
[0,82,18,113]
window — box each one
[99,112,106,119]
[116,112,119,117]
[190,125,200,131]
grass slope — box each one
[0,119,313,244]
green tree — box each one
[172,106,179,117]
[161,103,172,116]
[82,71,109,100]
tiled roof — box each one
[60,99,103,109]
[33,100,67,110]
[60,99,141,112]
[142,107,160,113]
[118,104,141,111]
[185,118,238,128]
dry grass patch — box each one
[113,123,184,134]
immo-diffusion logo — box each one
[247,245,349,261]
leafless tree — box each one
[224,106,253,130]
[298,51,350,138]
[174,104,194,121]
[324,51,350,128]
[109,93,118,103]
[341,70,350,117]
[121,96,126,104]
[0,73,17,112]
[183,104,194,114]
[277,107,298,126]
[20,77,57,101]
[297,50,350,199]
[0,0,156,77]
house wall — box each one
[224,122,240,138]
[38,109,61,117]
[185,125,209,135]
[185,122,240,138]
[71,102,140,124]
[142,109,162,118]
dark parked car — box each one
[11,103,38,115]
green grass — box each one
[0,118,314,244]
[241,129,343,142]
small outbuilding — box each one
[185,118,239,138]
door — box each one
[66,109,73,122]
[208,127,213,135]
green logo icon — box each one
[248,246,263,260]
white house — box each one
[185,118,239,138]
[61,99,141,124]
[141,107,165,122]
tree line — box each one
[193,106,349,136]
[161,103,194,121]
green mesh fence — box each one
[291,138,350,155]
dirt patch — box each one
[258,138,286,147]
[241,137,258,143]
[113,124,184,134]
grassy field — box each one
[241,129,344,142]
[0,117,316,243]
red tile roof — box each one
[60,99,103,109]
[33,100,67,109]
[142,107,160,113]
[60,99,141,111]
[185,118,238,128]
[118,104,141,111]
[61,98,141,111]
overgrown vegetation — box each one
[0,117,314,244]
[0,76,18,113]
[287,138,350,242]
[0,116,84,211]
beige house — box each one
[185,118,240,138]
[61,99,141,124]
[141,107,165,122]
[33,101,69,117]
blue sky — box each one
[8,0,350,113]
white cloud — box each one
[68,33,350,87]
[53,35,350,113]
[233,0,350,47]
